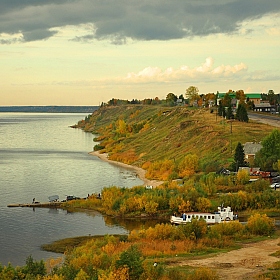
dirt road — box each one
[176,238,280,279]
[249,113,280,128]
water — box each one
[0,113,144,266]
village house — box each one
[217,92,262,108]
[253,100,275,113]
[243,141,262,162]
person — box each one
[183,213,186,221]
[32,198,35,204]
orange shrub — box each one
[146,159,174,180]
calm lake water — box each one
[0,113,144,266]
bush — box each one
[189,267,218,280]
[246,213,275,235]
[178,218,208,240]
[245,179,270,193]
[93,144,105,151]
[210,221,244,237]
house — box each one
[176,98,185,106]
[243,142,262,162]
[245,93,261,105]
[253,101,275,113]
[217,92,262,106]
[217,167,231,175]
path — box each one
[89,151,163,187]
[176,238,280,279]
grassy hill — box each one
[76,105,274,174]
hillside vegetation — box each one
[77,105,274,178]
[2,105,280,280]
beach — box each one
[89,151,163,187]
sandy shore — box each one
[89,151,163,187]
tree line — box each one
[102,88,279,110]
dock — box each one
[7,202,63,208]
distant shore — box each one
[89,151,163,187]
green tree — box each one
[255,129,280,170]
[218,101,226,117]
[179,218,207,240]
[273,160,280,172]
[166,92,178,105]
[22,255,46,278]
[226,104,234,119]
[267,89,277,105]
[221,92,232,107]
[233,142,246,170]
[115,245,144,280]
[178,94,185,101]
[236,103,248,122]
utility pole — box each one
[230,119,233,154]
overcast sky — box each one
[1,0,280,105]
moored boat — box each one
[170,206,238,225]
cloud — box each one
[11,58,280,90]
[0,0,280,43]
[124,57,248,83]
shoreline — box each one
[89,151,163,187]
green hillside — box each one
[76,104,274,176]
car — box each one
[270,183,280,189]
[66,195,80,201]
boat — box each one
[170,206,238,225]
[48,195,59,202]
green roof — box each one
[217,93,261,99]
[245,93,261,98]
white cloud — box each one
[124,58,247,84]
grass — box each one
[41,234,128,253]
[41,236,96,253]
[78,105,275,171]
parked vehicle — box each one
[270,183,280,189]
[66,195,80,201]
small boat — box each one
[48,195,59,202]
[170,206,238,225]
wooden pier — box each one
[7,202,63,208]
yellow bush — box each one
[195,197,211,212]
[190,267,218,280]
[178,200,192,213]
[178,154,199,177]
[146,159,174,180]
[211,221,244,236]
[237,169,250,184]
[247,213,275,235]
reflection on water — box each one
[104,215,167,231]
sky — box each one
[1,0,280,106]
